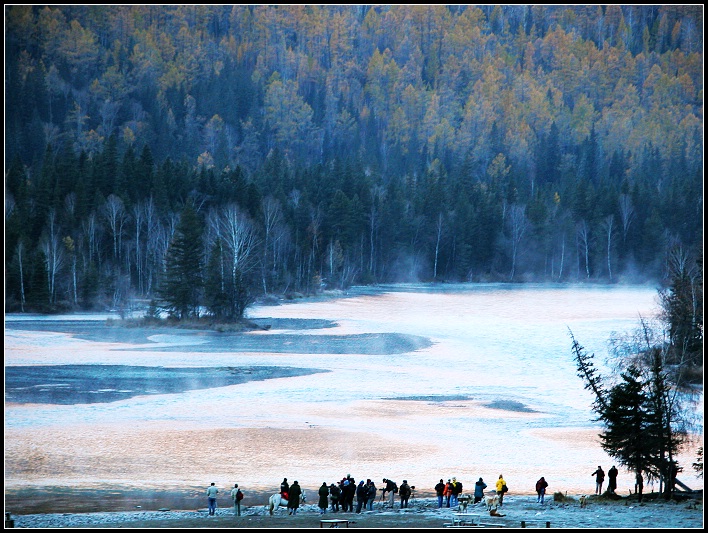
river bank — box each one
[6,492,703,529]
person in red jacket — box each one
[535,476,549,504]
[443,479,453,508]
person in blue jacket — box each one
[474,477,487,503]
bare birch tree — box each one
[104,194,128,261]
[40,209,64,304]
[368,185,385,276]
[308,206,324,290]
[603,214,615,281]
[618,193,634,244]
[433,212,444,280]
[556,232,567,282]
[15,240,27,311]
[218,203,258,318]
[576,220,591,279]
[82,211,100,264]
[326,239,344,285]
[143,198,160,294]
[63,236,78,305]
[132,201,145,295]
[507,204,528,281]
[7,194,26,309]
[261,195,283,294]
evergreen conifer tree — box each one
[159,204,204,319]
[599,365,650,499]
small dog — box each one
[579,495,587,508]
[485,495,500,511]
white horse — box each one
[267,491,306,515]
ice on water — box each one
[5,284,703,496]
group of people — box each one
[434,477,463,507]
[205,482,244,516]
[435,475,508,508]
[315,476,414,514]
[207,467,619,517]
[592,465,619,495]
[316,475,363,514]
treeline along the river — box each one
[4,6,703,312]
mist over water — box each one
[5,283,703,499]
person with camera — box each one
[381,478,398,507]
[329,482,341,512]
[474,477,487,504]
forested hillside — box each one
[5,5,703,314]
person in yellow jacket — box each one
[495,475,508,507]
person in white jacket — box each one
[206,482,219,516]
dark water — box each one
[5,365,327,405]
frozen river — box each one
[4,283,703,500]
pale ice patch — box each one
[145,334,211,346]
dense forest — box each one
[4,5,703,314]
